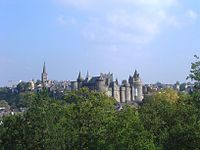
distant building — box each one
[41,62,48,87]
[39,62,143,102]
[71,70,143,102]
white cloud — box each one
[56,0,198,45]
[81,9,179,44]
[186,10,198,21]
[57,0,177,9]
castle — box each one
[41,63,143,103]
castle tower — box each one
[133,70,143,101]
[77,71,84,90]
[111,81,120,102]
[120,86,126,103]
[96,75,105,92]
[71,81,78,91]
[41,62,48,87]
[130,86,135,101]
[129,75,135,101]
[124,81,131,102]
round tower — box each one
[111,81,120,102]
[71,81,78,91]
[123,80,131,102]
[120,86,126,103]
[133,70,143,101]
[96,75,105,92]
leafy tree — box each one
[163,94,200,150]
[111,105,156,150]
[1,89,157,149]
[64,89,156,149]
[139,97,175,148]
[150,88,179,103]
[187,55,200,90]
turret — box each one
[120,85,126,103]
[133,70,142,81]
[133,70,143,101]
[85,71,91,82]
[77,71,84,90]
[96,75,105,92]
[121,80,131,102]
[71,81,78,91]
[124,81,131,102]
[111,81,120,102]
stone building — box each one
[41,62,48,87]
[71,70,143,102]
[40,62,143,102]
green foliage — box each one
[0,89,156,149]
[16,82,32,93]
[187,55,200,90]
[139,98,175,148]
[112,105,156,150]
[0,100,10,110]
[164,97,200,150]
[151,88,179,103]
[2,87,200,149]
[140,90,200,150]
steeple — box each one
[43,62,46,74]
[41,62,48,87]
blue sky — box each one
[0,0,199,86]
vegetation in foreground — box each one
[0,55,200,150]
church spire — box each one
[43,62,46,73]
[41,62,48,87]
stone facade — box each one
[71,70,143,102]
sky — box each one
[0,0,200,86]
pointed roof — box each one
[42,62,47,74]
[77,71,84,82]
[133,69,139,79]
[86,71,90,79]
[115,78,119,85]
[85,70,92,81]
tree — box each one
[0,100,10,110]
[150,88,179,103]
[163,94,200,150]
[139,97,175,148]
[187,55,200,90]
[0,89,157,149]
[64,89,157,149]
[111,105,156,150]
